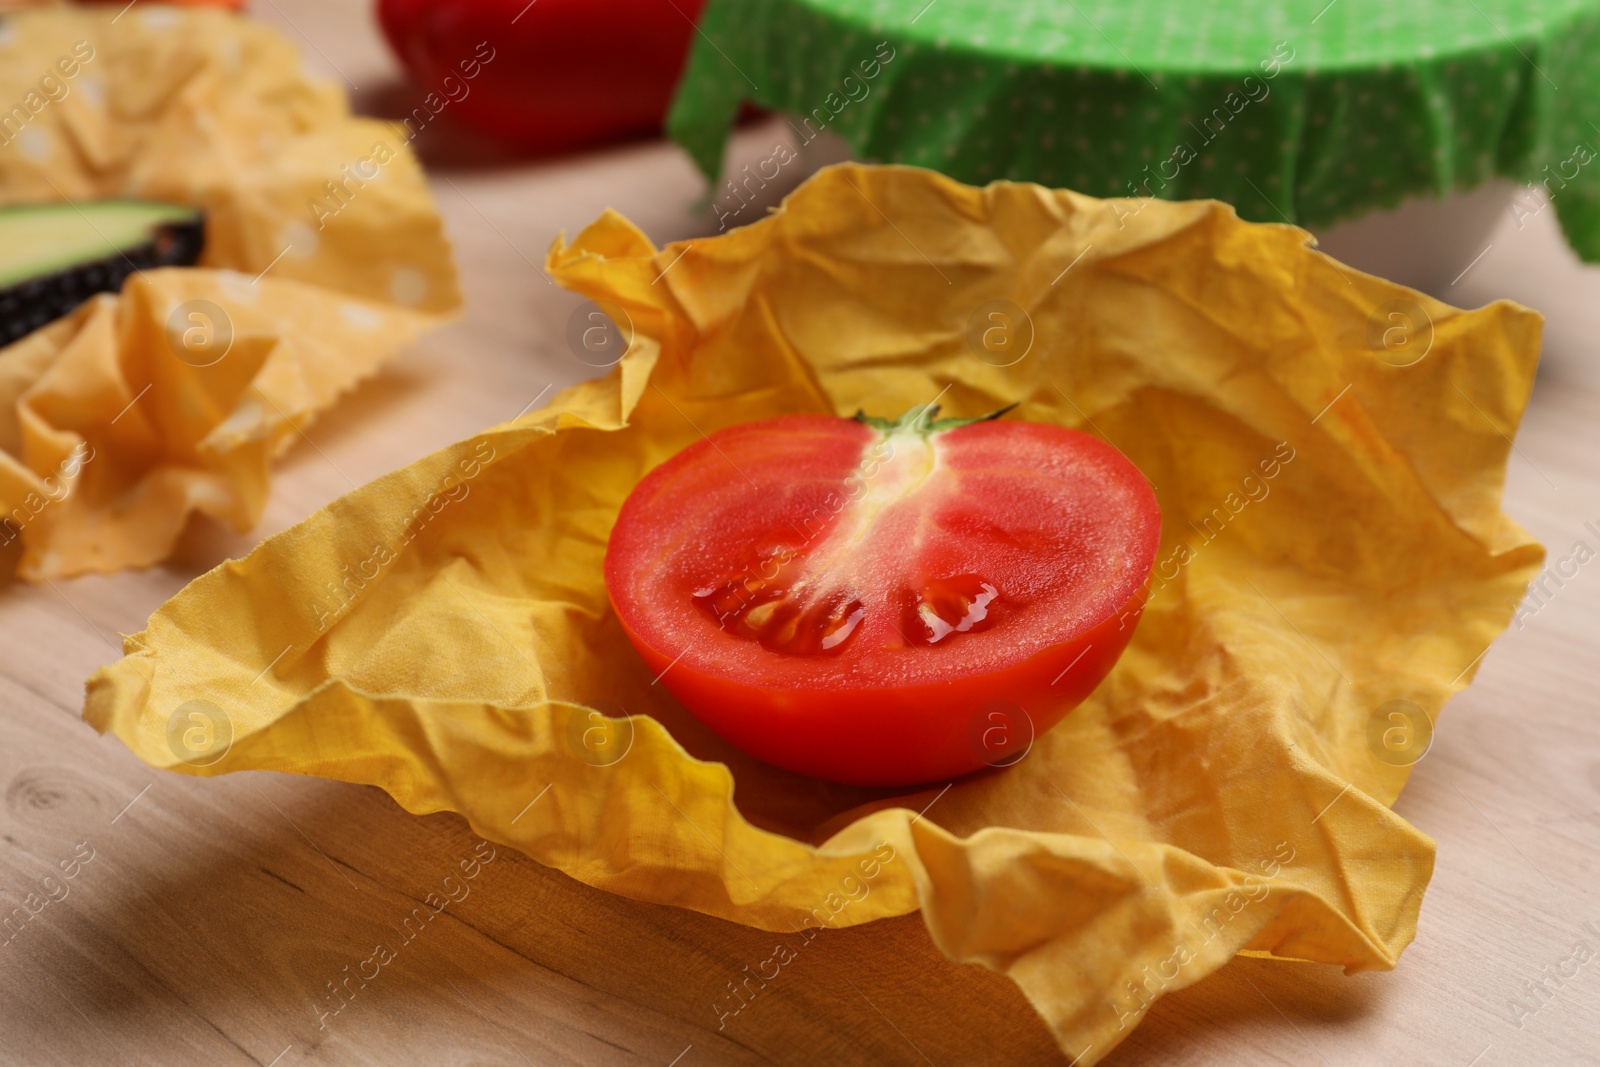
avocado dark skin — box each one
[0,206,205,347]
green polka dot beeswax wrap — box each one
[669,0,1600,259]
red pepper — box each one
[377,0,708,152]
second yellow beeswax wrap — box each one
[0,6,460,578]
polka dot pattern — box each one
[668,0,1600,259]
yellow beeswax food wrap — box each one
[0,6,460,579]
[84,164,1542,1064]
[0,0,239,11]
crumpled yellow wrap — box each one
[0,6,459,578]
[84,164,1542,1063]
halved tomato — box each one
[605,406,1161,786]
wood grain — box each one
[2,1,1599,1064]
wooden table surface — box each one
[3,2,1599,1064]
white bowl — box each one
[1311,181,1518,297]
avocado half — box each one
[0,200,205,346]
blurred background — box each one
[1,1,1597,1064]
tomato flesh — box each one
[605,412,1161,786]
